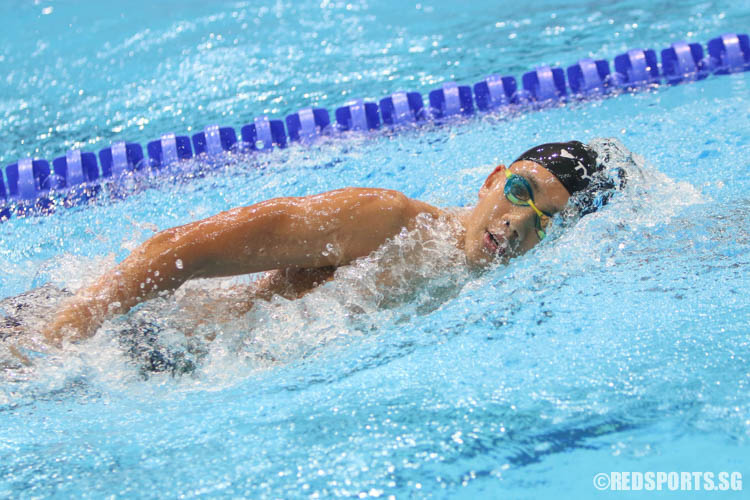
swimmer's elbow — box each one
[116,225,199,293]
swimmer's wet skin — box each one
[42,141,613,346]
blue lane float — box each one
[473,75,516,110]
[1,32,749,220]
[192,125,237,157]
[429,82,474,118]
[286,108,331,142]
[566,58,611,96]
[661,42,707,83]
[335,100,380,131]
[708,33,750,74]
[379,91,425,125]
[52,150,99,187]
[241,116,288,151]
[147,134,193,168]
[0,173,8,220]
[522,65,567,103]
[98,142,144,178]
[613,49,660,88]
[4,159,52,200]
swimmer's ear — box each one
[479,164,506,199]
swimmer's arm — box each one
[45,187,440,343]
[176,267,338,340]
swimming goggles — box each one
[503,169,553,241]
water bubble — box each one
[255,140,266,150]
[175,259,184,269]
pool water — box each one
[2,0,750,497]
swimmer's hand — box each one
[43,295,100,346]
[8,344,33,366]
[43,188,441,344]
[7,343,50,367]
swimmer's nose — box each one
[502,219,520,241]
[503,209,535,241]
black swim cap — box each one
[514,141,601,195]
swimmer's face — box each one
[463,160,570,266]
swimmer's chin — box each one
[474,253,512,268]
[466,246,514,269]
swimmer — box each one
[37,140,620,347]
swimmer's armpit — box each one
[253,267,337,301]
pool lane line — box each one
[0,32,748,221]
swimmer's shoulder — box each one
[319,187,444,220]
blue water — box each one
[2,0,750,498]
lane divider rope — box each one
[1,32,748,221]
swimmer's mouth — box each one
[484,230,507,257]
